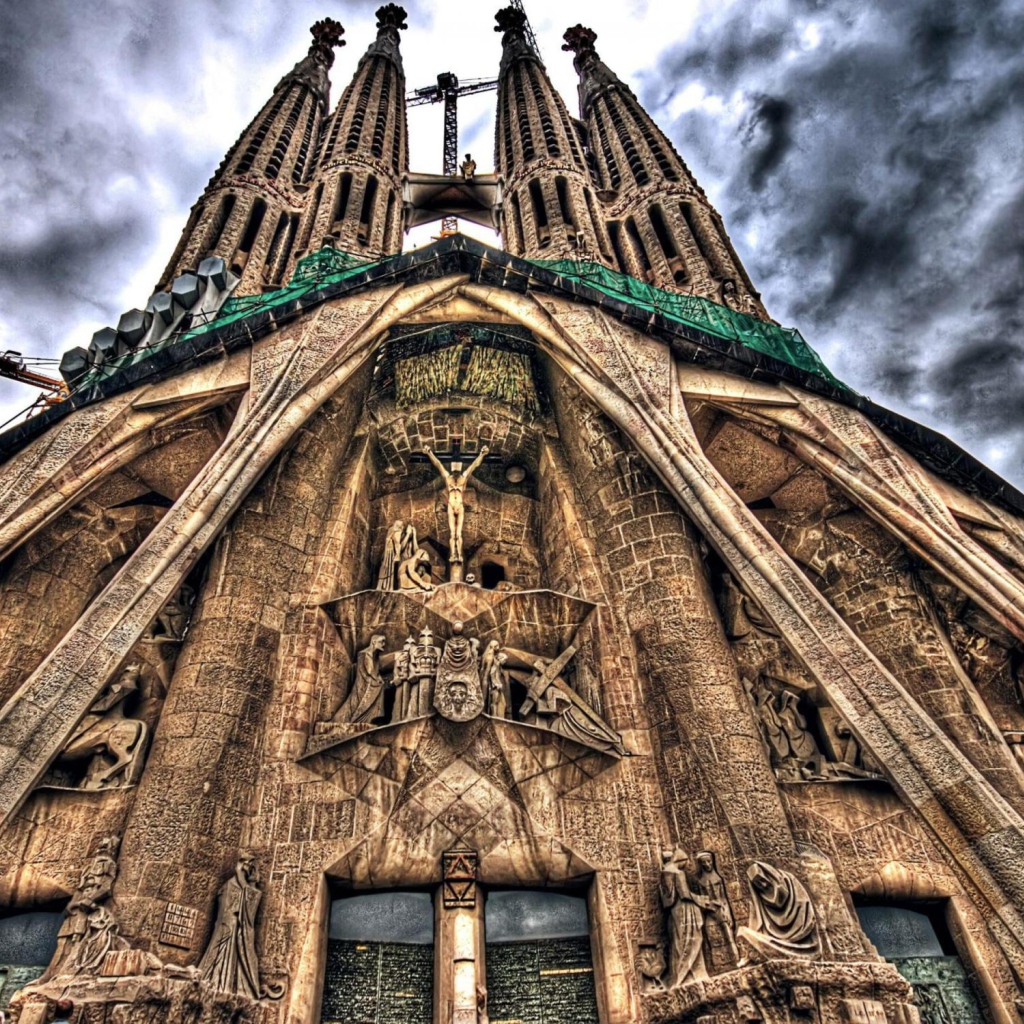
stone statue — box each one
[737,861,821,961]
[517,654,627,755]
[393,635,416,720]
[53,664,149,790]
[461,153,477,179]
[156,583,195,640]
[378,521,417,591]
[334,636,387,724]
[695,850,739,962]
[409,627,441,717]
[424,444,489,564]
[481,640,510,718]
[398,546,434,592]
[46,835,127,979]
[659,848,712,989]
[199,852,267,999]
[434,621,484,722]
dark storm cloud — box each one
[0,0,390,381]
[643,0,1024,482]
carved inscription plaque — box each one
[160,901,199,949]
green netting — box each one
[527,258,845,389]
[74,246,843,394]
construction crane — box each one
[0,350,68,415]
[407,74,499,233]
[406,0,540,234]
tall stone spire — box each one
[289,4,409,266]
[494,7,612,264]
[563,25,767,316]
[157,18,346,295]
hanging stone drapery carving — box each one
[434,621,484,722]
[737,861,821,962]
[199,852,282,1000]
[44,835,128,979]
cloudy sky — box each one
[1,0,1022,486]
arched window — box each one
[624,216,652,278]
[331,172,354,238]
[359,175,379,245]
[648,205,688,285]
[528,180,550,248]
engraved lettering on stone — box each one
[160,902,199,950]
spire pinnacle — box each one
[376,4,408,31]
[561,25,598,73]
[309,17,346,69]
[494,6,528,40]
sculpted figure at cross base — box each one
[737,861,821,962]
[199,852,283,1000]
[378,521,419,591]
[44,835,127,980]
[695,850,739,962]
[398,546,435,592]
[424,444,489,565]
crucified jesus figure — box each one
[424,444,489,564]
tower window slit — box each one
[237,199,267,255]
[205,193,237,255]
[346,62,379,153]
[331,172,354,237]
[557,104,585,170]
[607,220,628,274]
[236,88,289,173]
[680,201,736,282]
[555,176,574,228]
[649,204,688,284]
[263,212,289,278]
[383,189,396,252]
[292,99,318,183]
[525,64,560,157]
[627,96,679,181]
[512,67,535,162]
[274,213,300,284]
[528,179,550,247]
[607,96,649,186]
[371,64,392,159]
[625,216,652,276]
[358,175,378,244]
[501,93,515,173]
[509,193,526,252]
[584,189,612,261]
[321,82,352,164]
[266,88,306,179]
[593,102,622,189]
[391,96,405,173]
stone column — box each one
[550,369,795,864]
[435,849,486,1024]
[114,386,366,962]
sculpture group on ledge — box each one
[43,834,128,980]
[34,843,282,1005]
[642,850,819,994]
[331,623,626,754]
[745,676,883,783]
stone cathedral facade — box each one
[1,6,1024,1024]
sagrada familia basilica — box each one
[0,5,1023,1023]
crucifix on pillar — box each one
[412,437,501,583]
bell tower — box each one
[290,3,409,266]
[493,7,611,263]
[157,18,346,295]
[562,24,767,315]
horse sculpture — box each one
[55,664,149,790]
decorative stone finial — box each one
[309,17,345,68]
[376,3,408,31]
[494,6,528,39]
[562,24,598,57]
